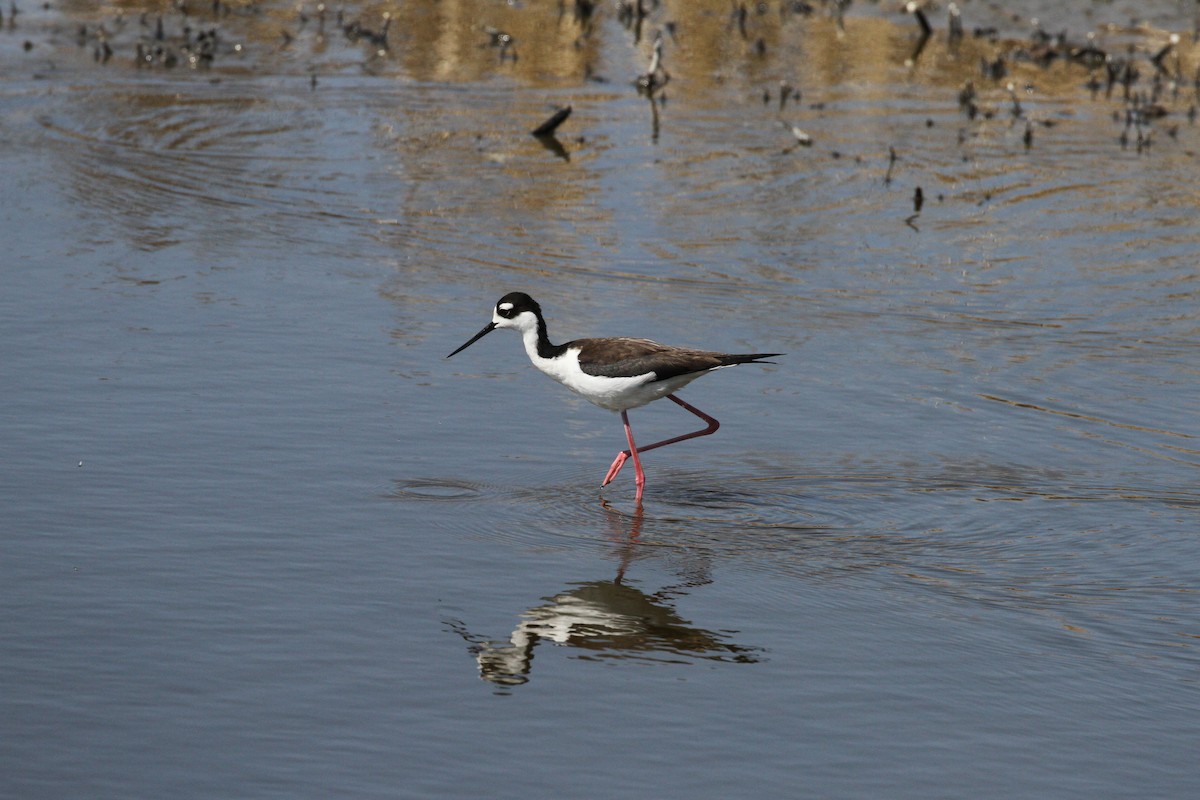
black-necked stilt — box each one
[447,292,781,501]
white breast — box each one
[535,347,653,410]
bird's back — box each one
[571,337,779,382]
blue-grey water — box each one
[3,1,1198,797]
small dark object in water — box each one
[1119,57,1139,98]
[981,55,1006,80]
[1150,35,1179,76]
[884,146,898,185]
[346,13,391,48]
[1006,82,1023,118]
[733,2,748,39]
[571,0,597,28]
[1023,120,1033,149]
[531,106,572,137]
[957,81,976,110]
[1137,129,1152,154]
[947,2,963,43]
[907,3,931,37]
[778,82,793,110]
[617,0,648,31]
[913,186,924,213]
[833,0,849,32]
[904,2,931,63]
[534,133,570,162]
[1141,104,1169,120]
[1069,45,1107,69]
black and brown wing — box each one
[571,337,781,381]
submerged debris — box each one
[531,106,572,137]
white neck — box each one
[521,325,543,367]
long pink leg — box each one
[613,410,646,502]
[602,394,721,491]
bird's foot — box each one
[602,451,629,486]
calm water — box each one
[3,1,1198,797]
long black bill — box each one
[447,322,497,358]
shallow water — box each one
[3,1,1199,797]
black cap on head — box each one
[448,293,543,358]
[495,292,540,320]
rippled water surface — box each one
[3,1,1198,797]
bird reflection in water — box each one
[446,503,763,687]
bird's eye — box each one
[497,302,515,318]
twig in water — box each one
[531,106,572,137]
[904,2,931,64]
[947,2,963,44]
[884,146,898,185]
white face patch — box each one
[498,302,514,312]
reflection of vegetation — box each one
[40,2,1199,93]
[24,0,1200,162]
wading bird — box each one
[448,292,780,502]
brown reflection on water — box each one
[49,0,599,82]
[37,1,1198,98]
[381,0,594,84]
[17,0,1200,280]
